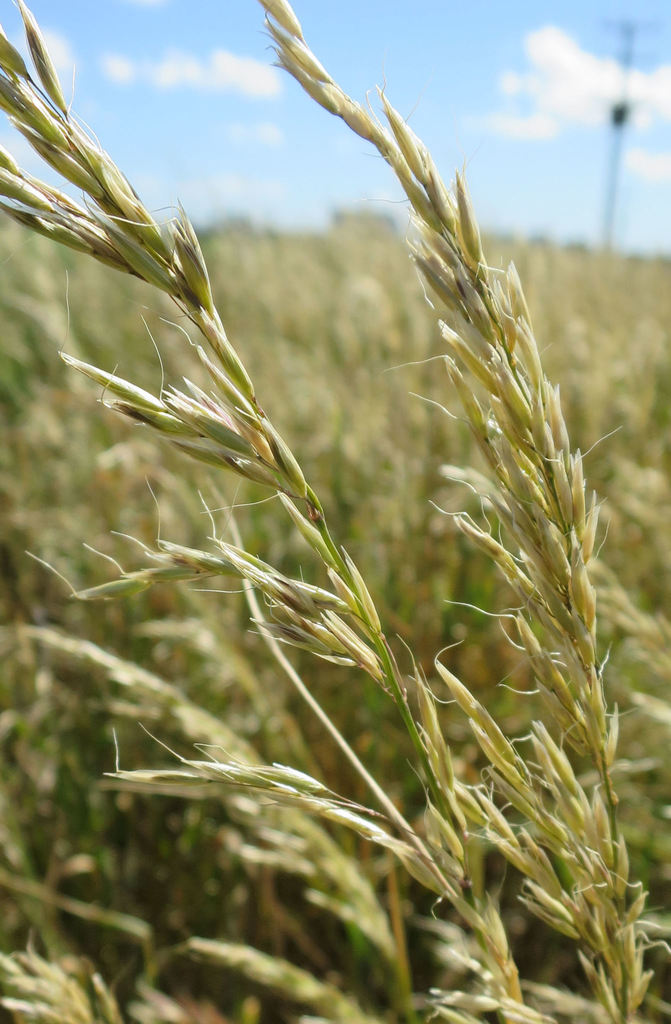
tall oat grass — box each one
[0,2,669,1022]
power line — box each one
[601,20,654,249]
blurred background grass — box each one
[1,214,670,1021]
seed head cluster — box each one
[0,2,656,1023]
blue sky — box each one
[3,0,671,252]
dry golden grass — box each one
[0,2,670,1022]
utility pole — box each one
[602,21,638,249]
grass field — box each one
[0,2,670,1022]
[1,216,670,1022]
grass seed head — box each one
[18,0,68,114]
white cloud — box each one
[486,112,559,140]
[42,29,76,77]
[626,148,671,183]
[500,71,524,97]
[517,27,621,126]
[126,172,286,225]
[101,54,135,84]
[100,49,281,98]
[489,26,671,140]
[226,121,284,146]
[176,174,286,222]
